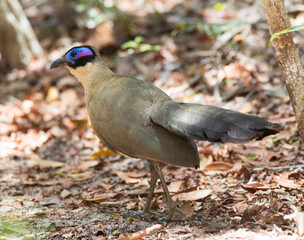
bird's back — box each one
[87,75,199,168]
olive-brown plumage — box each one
[51,45,280,220]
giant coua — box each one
[50,45,280,220]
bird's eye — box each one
[70,51,78,57]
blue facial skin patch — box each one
[66,47,94,64]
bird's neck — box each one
[67,60,114,104]
[68,60,113,88]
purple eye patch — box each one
[77,47,93,58]
[66,46,94,62]
[64,46,96,68]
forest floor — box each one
[1,0,304,239]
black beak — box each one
[50,57,67,69]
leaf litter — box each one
[1,0,304,239]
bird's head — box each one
[50,45,98,70]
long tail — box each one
[150,101,280,143]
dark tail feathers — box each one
[150,101,280,143]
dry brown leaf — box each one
[46,86,59,102]
[77,160,100,171]
[204,162,233,171]
[243,205,262,221]
[172,188,212,201]
[2,104,25,120]
[284,206,304,236]
[26,154,64,168]
[167,181,183,193]
[179,201,194,218]
[24,179,67,186]
[199,154,213,169]
[21,129,50,150]
[275,172,303,189]
[239,102,253,114]
[41,195,61,206]
[126,171,147,178]
[170,201,194,220]
[109,165,140,184]
[83,193,118,203]
[257,209,287,225]
[235,146,280,165]
[100,182,115,190]
[118,224,162,240]
[90,148,118,158]
[233,201,248,214]
[71,172,93,181]
[49,126,66,138]
[71,118,89,128]
[241,182,275,193]
[60,189,71,199]
[236,165,252,181]
[0,123,17,135]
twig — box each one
[252,165,304,172]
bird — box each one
[50,45,280,220]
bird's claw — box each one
[166,200,186,221]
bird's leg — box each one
[150,161,185,220]
[142,161,159,214]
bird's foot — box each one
[166,200,187,221]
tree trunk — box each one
[0,0,43,71]
[264,0,304,142]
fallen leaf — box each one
[71,118,89,128]
[90,148,118,158]
[243,205,262,221]
[83,193,119,203]
[49,126,66,138]
[233,201,248,214]
[167,181,183,193]
[26,154,64,168]
[204,162,233,171]
[241,182,275,193]
[109,164,140,184]
[257,209,287,225]
[77,160,100,171]
[24,179,67,186]
[100,182,115,190]
[179,201,194,218]
[236,165,252,181]
[118,224,162,240]
[46,86,59,102]
[274,172,303,189]
[60,189,71,198]
[239,102,253,114]
[126,171,148,178]
[41,195,61,206]
[172,188,212,201]
[284,206,304,236]
[0,123,17,135]
[69,172,93,181]
[199,154,213,169]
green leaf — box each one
[272,136,285,143]
[121,36,161,55]
[246,154,256,159]
[0,218,33,238]
[121,40,138,49]
[269,25,304,46]
[134,36,144,43]
[44,223,57,232]
[214,2,229,10]
[75,3,86,13]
